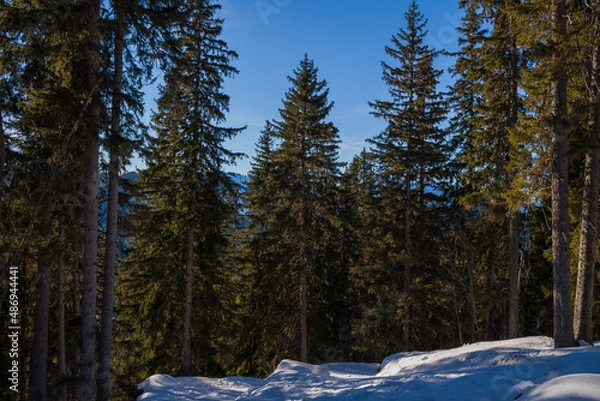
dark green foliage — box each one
[238,55,349,369]
[115,0,243,382]
[354,0,451,353]
[4,0,600,397]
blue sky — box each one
[142,0,463,175]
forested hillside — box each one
[1,1,599,400]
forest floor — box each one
[137,336,600,400]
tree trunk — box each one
[508,213,520,338]
[299,153,309,363]
[72,260,82,401]
[507,30,521,340]
[450,262,462,347]
[58,226,67,401]
[299,196,309,363]
[80,0,101,397]
[97,4,124,398]
[182,226,194,375]
[467,245,480,343]
[403,159,412,351]
[550,0,574,349]
[30,250,51,401]
[574,4,600,345]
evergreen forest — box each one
[1,0,599,400]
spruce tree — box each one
[234,124,289,374]
[573,0,600,346]
[274,55,344,363]
[80,0,102,397]
[345,150,397,359]
[368,0,448,351]
[549,0,574,348]
[0,2,99,399]
[510,0,579,348]
[450,0,526,339]
[243,55,344,364]
[97,0,151,398]
[119,0,243,378]
[447,0,487,343]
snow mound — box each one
[378,336,554,377]
[521,374,600,401]
[137,336,600,401]
[137,374,262,400]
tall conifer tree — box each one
[573,0,600,345]
[0,2,97,399]
[244,55,344,363]
[450,0,525,339]
[368,0,448,350]
[120,0,243,377]
[273,55,343,363]
[97,0,150,398]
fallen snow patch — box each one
[137,336,600,401]
[521,374,600,401]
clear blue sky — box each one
[142,0,463,175]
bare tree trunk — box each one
[182,226,194,375]
[574,3,600,345]
[403,168,412,351]
[30,249,51,401]
[550,0,574,349]
[450,261,462,347]
[508,213,520,338]
[298,156,309,363]
[80,0,101,397]
[467,245,480,343]
[58,226,67,401]
[72,260,82,401]
[298,194,308,363]
[97,4,124,398]
[507,31,521,340]
[96,118,118,401]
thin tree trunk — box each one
[30,249,51,401]
[508,213,520,338]
[72,260,82,401]
[574,4,600,345]
[467,245,480,343]
[450,261,462,347]
[299,193,309,363]
[550,0,574,349]
[299,152,309,363]
[507,30,521,340]
[403,160,412,351]
[182,226,194,375]
[96,122,118,401]
[97,4,124,398]
[80,0,101,397]
[58,226,67,401]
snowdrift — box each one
[137,336,600,400]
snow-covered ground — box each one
[138,336,600,400]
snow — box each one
[521,374,600,401]
[138,336,600,401]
